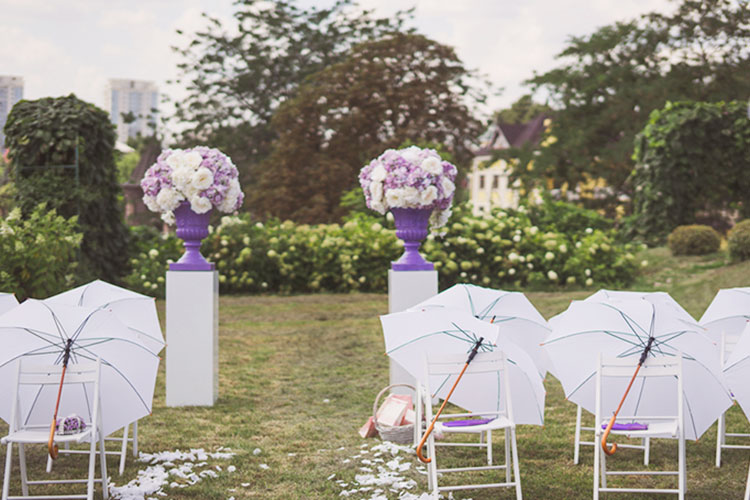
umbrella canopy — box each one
[724,322,750,421]
[0,292,18,315]
[409,283,552,376]
[382,308,545,425]
[700,287,750,344]
[545,297,731,440]
[0,299,160,437]
[45,279,164,355]
[584,289,696,324]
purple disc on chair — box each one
[601,422,649,431]
[442,418,495,427]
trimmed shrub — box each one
[125,202,641,296]
[0,204,82,300]
[667,225,721,256]
[728,220,750,262]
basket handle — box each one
[372,383,415,431]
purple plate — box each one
[443,418,495,427]
[602,422,649,431]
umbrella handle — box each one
[601,363,642,457]
[417,361,471,464]
[48,364,68,460]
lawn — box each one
[1,248,750,499]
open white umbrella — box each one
[544,297,731,440]
[0,293,18,316]
[45,280,164,355]
[0,300,160,440]
[409,283,552,376]
[700,287,750,345]
[382,307,545,426]
[724,321,750,421]
[585,289,696,324]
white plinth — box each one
[388,269,438,392]
[166,270,219,407]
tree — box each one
[628,100,750,243]
[252,32,484,222]
[171,0,413,191]
[494,94,551,125]
[4,94,131,282]
[524,0,750,210]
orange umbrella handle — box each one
[417,361,470,463]
[601,363,641,456]
[48,363,68,459]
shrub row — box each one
[124,202,642,297]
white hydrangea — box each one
[399,146,422,165]
[421,156,442,175]
[402,186,420,205]
[548,270,558,281]
[369,181,384,204]
[441,177,455,196]
[161,211,175,225]
[191,167,214,191]
[370,163,387,182]
[143,195,160,212]
[165,150,185,169]
[156,188,184,212]
[190,196,212,214]
[386,188,406,207]
[419,185,438,205]
[171,166,193,191]
[183,151,203,169]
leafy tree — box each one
[170,0,413,191]
[253,32,484,222]
[4,94,131,282]
[494,94,551,124]
[628,100,750,243]
[524,0,750,209]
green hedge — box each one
[728,220,750,262]
[0,204,82,300]
[125,202,641,297]
[667,225,721,256]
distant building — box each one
[0,76,24,148]
[105,79,158,144]
[468,115,549,215]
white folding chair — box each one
[48,422,137,476]
[575,405,650,465]
[745,459,750,500]
[593,353,685,499]
[417,351,522,499]
[2,359,108,500]
[716,332,750,467]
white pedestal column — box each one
[388,269,438,392]
[166,270,219,407]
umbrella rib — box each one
[464,287,478,318]
[546,329,643,347]
[38,301,69,343]
[566,371,596,401]
[386,331,474,354]
[682,383,699,440]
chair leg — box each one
[504,428,511,483]
[744,459,750,500]
[574,405,582,465]
[87,435,97,500]
[600,444,607,489]
[3,441,12,500]
[17,444,28,497]
[100,433,109,500]
[510,427,522,500]
[643,437,650,465]
[486,429,493,465]
[427,434,439,496]
[593,436,600,500]
[46,454,53,473]
[119,425,129,476]
[679,434,686,499]
[716,412,725,467]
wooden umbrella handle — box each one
[601,363,641,456]
[48,364,68,460]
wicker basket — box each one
[372,383,415,445]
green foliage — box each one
[667,225,721,256]
[525,0,750,210]
[525,197,613,238]
[116,151,140,184]
[728,220,750,262]
[4,94,131,282]
[124,226,183,298]
[255,32,484,222]
[494,94,551,125]
[171,0,414,193]
[0,204,82,300]
[126,202,640,295]
[630,100,750,243]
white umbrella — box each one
[45,280,164,355]
[700,287,750,345]
[0,292,18,315]
[724,321,750,421]
[409,283,552,376]
[382,308,545,426]
[544,297,731,440]
[584,289,696,324]
[0,300,160,438]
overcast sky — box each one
[2,0,674,127]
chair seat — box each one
[600,420,679,439]
[436,416,513,434]
[3,428,93,445]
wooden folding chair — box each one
[2,359,108,500]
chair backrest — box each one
[423,350,514,420]
[9,358,102,433]
[595,352,683,429]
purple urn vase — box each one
[391,207,434,271]
[170,202,215,271]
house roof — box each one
[474,113,549,156]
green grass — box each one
[2,248,750,498]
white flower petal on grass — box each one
[253,448,262,456]
[259,464,270,470]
